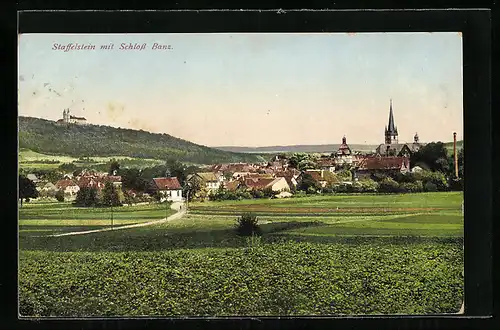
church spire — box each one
[385,99,398,144]
[387,99,396,133]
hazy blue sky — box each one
[18,33,463,147]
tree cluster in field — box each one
[73,182,125,207]
[18,175,39,206]
[19,116,263,164]
[208,184,279,202]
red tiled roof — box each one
[77,177,105,189]
[316,159,336,166]
[243,178,275,190]
[153,177,182,190]
[55,179,78,189]
[103,175,122,183]
[357,156,409,170]
[305,171,326,182]
[224,181,241,191]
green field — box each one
[19,192,464,317]
[19,202,176,236]
[18,148,165,170]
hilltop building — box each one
[57,108,87,125]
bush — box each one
[400,181,424,193]
[235,213,261,237]
[424,182,438,192]
[55,189,65,202]
[378,177,402,193]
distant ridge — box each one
[215,140,463,154]
[214,144,379,154]
[18,116,265,164]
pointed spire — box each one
[387,99,396,133]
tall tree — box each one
[101,181,122,207]
[19,175,38,207]
[166,158,187,185]
[297,172,321,193]
[410,142,449,173]
[74,187,98,207]
[108,159,120,175]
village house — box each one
[77,177,106,191]
[55,178,80,197]
[241,177,291,192]
[38,182,58,193]
[231,172,250,180]
[26,174,40,184]
[102,175,123,188]
[188,172,223,191]
[151,177,183,202]
[224,180,242,192]
[274,169,300,188]
[354,156,410,180]
[315,158,336,173]
[298,169,340,188]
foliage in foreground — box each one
[235,213,261,236]
[19,239,463,317]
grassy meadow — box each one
[19,192,464,317]
[18,148,165,170]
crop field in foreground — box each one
[19,192,464,316]
[19,202,175,236]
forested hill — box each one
[18,116,265,164]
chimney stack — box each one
[453,132,459,179]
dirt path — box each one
[47,202,185,237]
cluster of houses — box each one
[28,100,424,202]
[33,169,123,200]
[148,100,422,201]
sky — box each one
[18,33,463,147]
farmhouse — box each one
[152,177,183,202]
[241,177,291,192]
[55,179,80,196]
[188,172,223,191]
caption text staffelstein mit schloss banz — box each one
[52,43,172,52]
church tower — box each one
[414,132,419,144]
[384,99,398,144]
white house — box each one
[152,177,183,202]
